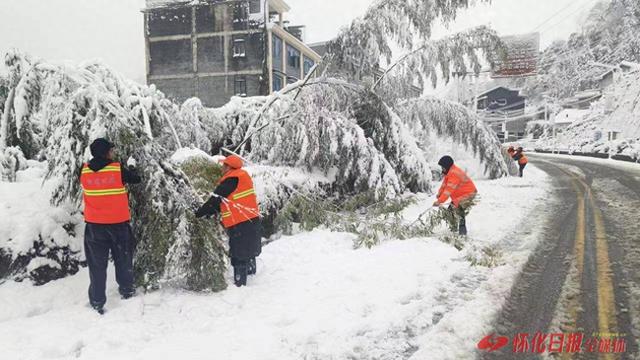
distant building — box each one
[476,86,526,116]
[143,0,321,107]
[562,90,602,110]
[475,86,527,143]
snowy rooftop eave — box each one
[144,0,209,11]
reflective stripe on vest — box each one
[80,162,131,224]
[218,168,259,228]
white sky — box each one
[0,0,599,83]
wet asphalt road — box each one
[482,155,640,360]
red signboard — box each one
[491,33,540,78]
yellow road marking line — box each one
[555,165,618,359]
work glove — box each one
[195,206,210,219]
[195,198,217,219]
[127,156,137,169]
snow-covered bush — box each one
[0,160,84,285]
[0,146,28,182]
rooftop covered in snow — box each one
[145,0,290,12]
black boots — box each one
[458,217,467,236]
[248,257,257,275]
[121,291,135,300]
[92,304,105,315]
[232,257,257,287]
[234,264,248,287]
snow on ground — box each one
[0,160,81,256]
[407,164,551,359]
[0,164,551,360]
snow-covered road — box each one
[0,165,551,360]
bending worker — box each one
[196,155,262,287]
[433,156,478,236]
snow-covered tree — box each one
[1,53,228,291]
[373,26,502,102]
[524,0,640,102]
[397,97,509,178]
[325,0,492,74]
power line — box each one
[532,0,579,32]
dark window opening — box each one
[272,72,283,92]
[235,76,247,96]
[233,36,247,58]
[249,0,261,14]
[287,45,300,70]
[303,56,315,76]
[148,8,192,37]
[233,3,249,30]
[272,35,283,71]
[195,5,215,33]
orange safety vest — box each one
[80,162,131,224]
[518,154,528,165]
[218,168,260,229]
[437,164,478,207]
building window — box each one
[249,0,261,14]
[235,76,247,96]
[233,36,246,58]
[303,56,315,76]
[272,72,283,92]
[272,35,283,71]
[233,3,249,30]
[287,45,300,70]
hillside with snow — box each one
[530,69,640,160]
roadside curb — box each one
[533,149,640,164]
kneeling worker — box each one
[80,138,141,314]
[433,156,478,236]
[196,155,262,287]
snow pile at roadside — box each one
[407,164,551,359]
[0,161,83,281]
[0,164,551,360]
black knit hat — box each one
[90,138,115,158]
[438,155,454,171]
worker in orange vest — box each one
[195,155,262,287]
[80,138,141,314]
[433,156,478,235]
[512,147,528,177]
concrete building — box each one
[143,0,321,107]
[475,86,527,142]
[476,86,526,116]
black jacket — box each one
[79,157,142,184]
[195,177,239,217]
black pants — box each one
[84,222,135,307]
[519,163,527,177]
[227,218,262,286]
